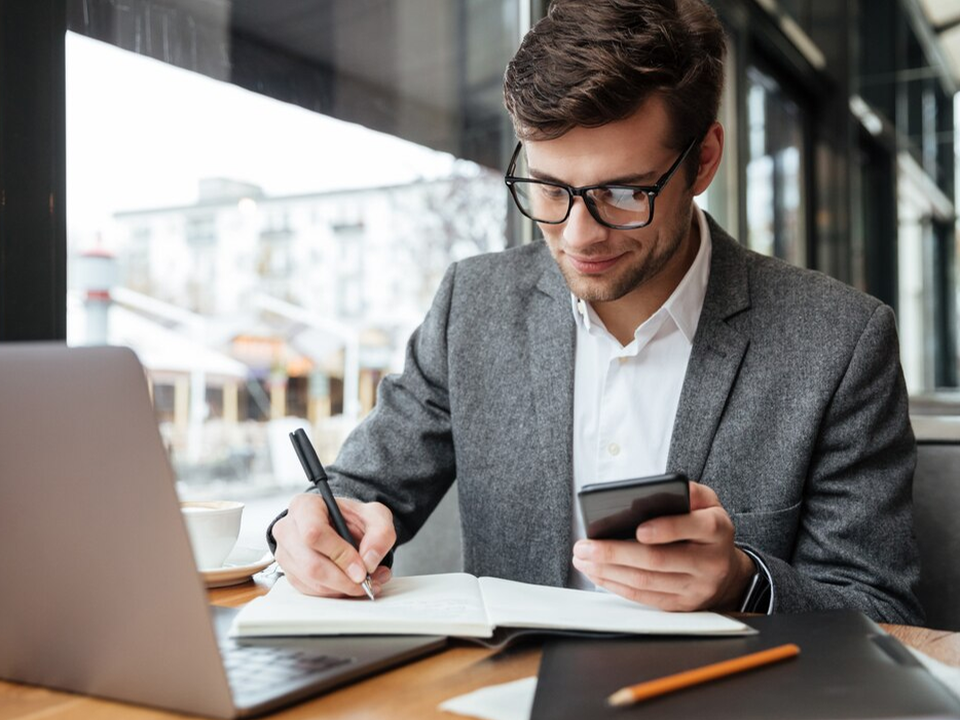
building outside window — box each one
[66,1,522,500]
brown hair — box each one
[503,0,726,158]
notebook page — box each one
[232,573,493,637]
[478,577,752,636]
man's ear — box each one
[691,122,724,196]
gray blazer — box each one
[322,217,923,625]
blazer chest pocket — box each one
[730,500,802,560]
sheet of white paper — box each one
[909,647,960,701]
[232,573,492,637]
[478,577,751,635]
[438,676,537,720]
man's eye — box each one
[537,185,567,200]
[602,188,646,208]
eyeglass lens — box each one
[511,181,651,226]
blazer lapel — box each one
[667,221,751,483]
[526,253,576,586]
[519,229,750,581]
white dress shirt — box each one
[569,203,713,589]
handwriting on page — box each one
[384,598,476,619]
[372,584,478,619]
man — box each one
[270,0,922,623]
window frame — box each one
[0,0,540,342]
[0,1,68,341]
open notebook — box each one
[231,573,753,641]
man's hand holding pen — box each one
[273,493,396,598]
[276,429,396,599]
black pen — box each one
[289,428,375,601]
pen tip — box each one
[362,577,375,601]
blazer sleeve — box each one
[746,304,924,625]
[266,263,459,553]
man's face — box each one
[523,98,697,304]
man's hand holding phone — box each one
[272,493,396,598]
[572,477,756,612]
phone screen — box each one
[578,473,689,540]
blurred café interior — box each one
[2,0,960,536]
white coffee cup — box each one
[180,500,244,570]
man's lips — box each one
[566,253,625,274]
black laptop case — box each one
[532,610,960,719]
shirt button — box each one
[608,443,621,456]
[618,356,629,365]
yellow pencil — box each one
[606,643,801,707]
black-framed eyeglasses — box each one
[504,137,697,230]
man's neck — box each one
[593,212,701,346]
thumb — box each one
[688,480,722,512]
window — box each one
[745,64,808,267]
[66,1,523,499]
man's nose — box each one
[562,196,609,249]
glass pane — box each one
[896,151,953,395]
[697,37,738,231]
[745,65,808,267]
[897,181,929,394]
[66,2,520,513]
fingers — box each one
[688,480,721,511]
[295,497,371,583]
[274,493,397,597]
[586,576,693,612]
[635,482,733,545]
[273,507,361,597]
[574,538,699,576]
[281,543,374,597]
[346,499,397,573]
[572,554,692,595]
[572,537,739,611]
[286,560,393,598]
[573,483,751,611]
[636,506,734,545]
[572,541,695,610]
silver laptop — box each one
[0,343,444,719]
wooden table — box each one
[3,576,959,720]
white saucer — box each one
[200,546,274,588]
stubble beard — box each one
[554,222,687,303]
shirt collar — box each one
[570,202,713,345]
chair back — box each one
[392,483,463,576]
[913,434,960,631]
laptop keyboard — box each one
[219,638,355,694]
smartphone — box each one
[577,472,690,540]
